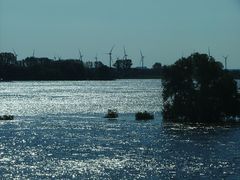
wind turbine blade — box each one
[110,45,115,53]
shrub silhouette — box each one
[0,115,14,120]
[162,53,240,123]
[135,111,154,120]
[104,109,118,118]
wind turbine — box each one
[123,46,128,60]
[32,49,35,57]
[95,53,98,62]
[223,55,229,70]
[208,47,211,57]
[78,49,83,61]
[106,45,115,68]
[140,50,144,69]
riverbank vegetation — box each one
[162,53,240,123]
[0,52,162,81]
[1,52,240,81]
[0,115,14,120]
[135,111,154,120]
[104,109,118,119]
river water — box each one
[0,80,239,179]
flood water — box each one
[0,80,239,179]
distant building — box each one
[0,52,17,65]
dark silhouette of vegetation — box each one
[0,52,239,81]
[0,115,14,120]
[162,53,240,123]
[152,62,162,70]
[104,109,118,118]
[113,59,132,70]
[0,54,115,80]
[0,52,163,80]
[135,111,154,120]
[230,69,240,79]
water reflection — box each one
[0,80,162,116]
[0,80,239,179]
[162,123,240,178]
[0,113,239,179]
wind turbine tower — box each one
[95,54,98,62]
[32,49,35,57]
[208,47,211,57]
[123,46,128,60]
[106,45,115,68]
[78,49,83,61]
[223,55,229,70]
[140,50,144,69]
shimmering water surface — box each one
[0,80,239,179]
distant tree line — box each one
[0,52,162,81]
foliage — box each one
[0,58,115,80]
[162,53,240,123]
[113,59,132,70]
[104,109,118,118]
[0,54,163,80]
[152,62,162,70]
[135,111,154,120]
[0,115,14,120]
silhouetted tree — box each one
[113,59,132,70]
[0,52,17,65]
[94,61,104,69]
[152,62,162,70]
[84,61,93,69]
[162,53,240,123]
[94,65,112,80]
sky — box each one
[0,0,240,68]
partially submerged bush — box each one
[135,111,154,120]
[104,109,118,118]
[0,115,14,120]
[162,53,240,123]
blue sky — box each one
[0,0,240,68]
